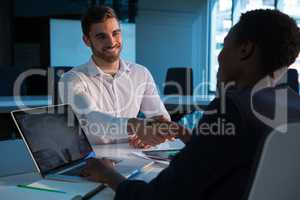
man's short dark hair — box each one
[234,9,300,75]
[81,6,118,36]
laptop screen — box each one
[12,105,94,175]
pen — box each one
[17,184,67,194]
[127,169,140,179]
[85,151,96,159]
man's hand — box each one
[128,115,170,148]
[128,118,167,147]
[80,158,126,191]
[127,117,191,147]
[149,115,169,123]
[128,134,152,148]
[147,119,191,143]
[149,115,192,143]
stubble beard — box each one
[92,44,121,63]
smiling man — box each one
[59,6,171,145]
[82,8,122,75]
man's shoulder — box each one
[205,89,251,118]
[60,62,89,83]
[72,62,91,74]
[123,60,151,75]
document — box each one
[131,139,184,166]
[0,185,82,200]
[142,149,180,161]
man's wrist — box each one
[176,128,192,143]
[127,118,140,135]
[106,172,127,191]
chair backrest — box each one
[48,66,73,105]
[164,67,193,95]
[248,123,300,200]
[287,68,299,93]
[277,68,299,93]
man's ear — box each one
[239,41,255,61]
[83,35,91,47]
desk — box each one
[0,96,52,113]
[90,143,166,200]
[0,141,167,200]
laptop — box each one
[11,104,153,190]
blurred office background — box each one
[0,0,300,139]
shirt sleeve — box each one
[58,71,129,145]
[114,97,253,200]
[139,68,171,121]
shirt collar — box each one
[86,57,131,77]
[119,59,131,73]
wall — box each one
[0,0,13,67]
[136,0,210,95]
[14,0,86,17]
[13,0,211,94]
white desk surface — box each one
[0,95,215,113]
[0,141,176,200]
[0,96,52,113]
[90,142,184,199]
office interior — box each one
[0,0,300,199]
[1,0,300,139]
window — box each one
[209,0,233,92]
[209,0,279,92]
[234,0,275,22]
[277,0,300,82]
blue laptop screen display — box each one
[14,106,93,174]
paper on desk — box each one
[131,152,151,160]
[130,152,170,166]
[147,139,185,151]
[130,139,184,166]
[0,185,82,200]
[27,179,100,197]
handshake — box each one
[127,116,191,148]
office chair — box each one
[163,67,193,121]
[48,66,73,105]
[164,67,193,96]
[277,68,299,93]
[287,68,299,93]
[247,123,300,200]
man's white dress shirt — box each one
[59,58,170,144]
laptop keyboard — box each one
[61,158,123,176]
[61,165,86,176]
